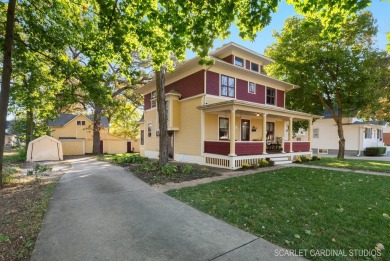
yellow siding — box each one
[175,97,202,156]
[144,109,159,152]
[61,140,84,155]
[172,100,180,129]
[205,113,218,140]
[275,121,284,138]
[251,119,263,140]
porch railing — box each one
[204,141,263,156]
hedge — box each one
[364,147,386,156]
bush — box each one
[294,155,311,163]
[139,161,159,172]
[311,155,321,161]
[160,164,178,175]
[180,165,193,175]
[18,147,27,162]
[258,159,270,168]
[242,163,251,169]
[111,154,147,164]
[2,166,19,185]
[268,160,275,166]
[364,147,386,156]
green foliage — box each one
[160,164,178,176]
[18,147,27,162]
[294,155,311,163]
[139,161,159,172]
[242,163,251,169]
[111,154,147,164]
[268,160,275,166]
[109,103,141,139]
[2,166,19,185]
[0,234,10,242]
[364,147,387,156]
[311,155,321,161]
[26,164,52,181]
[180,165,193,175]
[258,159,270,168]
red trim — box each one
[292,142,310,152]
[284,142,290,152]
[236,142,263,155]
[245,60,250,70]
[277,90,285,108]
[222,55,234,64]
[204,141,230,155]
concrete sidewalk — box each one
[31,157,303,261]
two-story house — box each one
[138,43,317,169]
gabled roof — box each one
[48,114,109,128]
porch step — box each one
[269,157,292,165]
[273,160,293,165]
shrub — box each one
[364,147,386,156]
[139,161,159,172]
[112,154,147,164]
[242,163,251,169]
[27,164,52,182]
[160,164,178,175]
[2,166,19,185]
[268,160,275,166]
[18,147,27,162]
[258,159,270,167]
[180,165,193,175]
[295,155,310,163]
[311,155,321,161]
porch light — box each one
[256,113,260,117]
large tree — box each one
[265,12,390,158]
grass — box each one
[303,157,390,173]
[167,167,389,260]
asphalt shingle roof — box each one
[48,114,109,128]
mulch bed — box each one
[0,181,56,261]
[124,162,222,185]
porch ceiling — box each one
[198,100,320,120]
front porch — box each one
[204,141,311,169]
[199,100,317,169]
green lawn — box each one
[303,157,390,173]
[167,167,389,260]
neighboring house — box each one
[137,42,317,169]
[384,128,390,145]
[48,114,133,155]
[311,116,387,156]
[4,121,16,147]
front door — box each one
[127,142,132,153]
[241,120,250,141]
[167,131,174,160]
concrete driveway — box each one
[31,157,302,261]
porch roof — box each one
[197,100,321,120]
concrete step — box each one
[273,160,293,165]
[269,157,289,162]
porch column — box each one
[229,109,236,156]
[262,113,267,154]
[289,117,294,152]
[308,119,312,151]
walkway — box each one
[31,157,303,261]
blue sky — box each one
[187,0,390,59]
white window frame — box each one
[248,82,256,94]
[220,75,235,98]
[313,128,319,138]
[318,149,328,154]
[77,120,85,126]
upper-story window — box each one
[266,88,276,105]
[151,91,157,108]
[251,62,259,72]
[221,75,235,98]
[248,82,255,94]
[234,56,244,67]
[77,120,85,126]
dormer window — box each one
[234,56,244,67]
[251,62,259,72]
[266,88,276,105]
[77,120,85,126]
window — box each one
[151,91,157,108]
[148,123,152,137]
[221,75,235,98]
[140,130,144,145]
[77,120,85,126]
[378,129,383,141]
[234,56,244,67]
[318,149,328,154]
[313,128,319,138]
[248,82,256,94]
[266,88,276,105]
[219,118,229,140]
[364,128,372,139]
[251,62,259,72]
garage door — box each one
[61,139,85,155]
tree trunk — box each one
[92,105,102,154]
[25,109,34,149]
[336,118,345,159]
[0,0,17,189]
[156,67,168,167]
